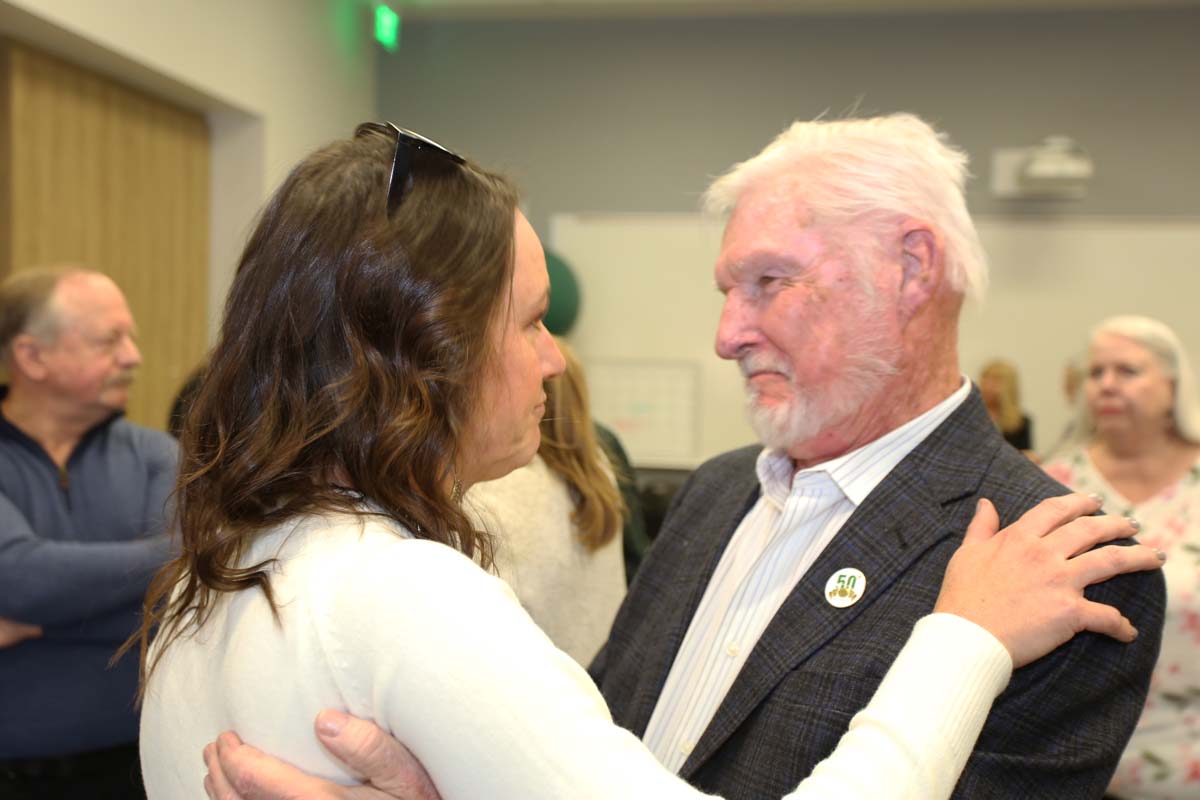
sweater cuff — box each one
[860,612,1012,778]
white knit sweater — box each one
[466,454,626,665]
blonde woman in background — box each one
[979,359,1034,453]
[1044,315,1200,799]
[467,338,626,665]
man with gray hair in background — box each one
[0,267,177,799]
[206,114,1164,799]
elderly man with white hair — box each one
[204,114,1165,800]
[589,114,1162,798]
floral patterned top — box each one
[1044,450,1200,798]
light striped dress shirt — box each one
[643,378,971,772]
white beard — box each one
[741,312,901,453]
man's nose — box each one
[119,335,142,368]
[715,293,757,361]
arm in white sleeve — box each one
[318,540,1009,800]
[784,613,1012,800]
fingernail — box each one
[1156,548,1167,561]
[316,709,349,736]
[1088,492,1105,505]
[1126,516,1141,532]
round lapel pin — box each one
[825,567,866,608]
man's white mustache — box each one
[738,355,794,381]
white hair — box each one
[702,113,988,303]
[1082,315,1200,443]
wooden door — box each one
[0,40,210,430]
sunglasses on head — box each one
[354,122,465,216]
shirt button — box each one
[725,642,740,657]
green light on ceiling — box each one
[375,4,400,52]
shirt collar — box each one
[756,376,971,508]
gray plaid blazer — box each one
[591,389,1165,799]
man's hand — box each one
[936,492,1165,668]
[204,710,441,800]
[0,616,42,648]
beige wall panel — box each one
[1,40,209,430]
[0,44,12,279]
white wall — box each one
[0,0,379,337]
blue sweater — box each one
[0,401,177,759]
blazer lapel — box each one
[680,390,1003,776]
[624,457,763,737]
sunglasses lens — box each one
[357,122,464,216]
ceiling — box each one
[393,0,1200,20]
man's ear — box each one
[10,334,50,381]
[898,223,943,322]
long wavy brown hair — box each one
[125,125,520,690]
[538,339,626,550]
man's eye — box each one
[759,275,794,290]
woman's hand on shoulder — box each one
[935,493,1164,668]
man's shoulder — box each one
[894,392,1070,517]
[965,440,1164,617]
[692,444,762,479]
[101,418,179,457]
[975,440,1075,518]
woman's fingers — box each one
[1072,601,1138,643]
[1040,513,1141,559]
[1008,492,1103,539]
[961,498,1000,545]
[936,492,1163,668]
[1063,543,1167,588]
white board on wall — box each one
[551,212,1200,468]
[586,360,700,467]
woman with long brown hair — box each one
[468,337,627,665]
[135,123,1159,800]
